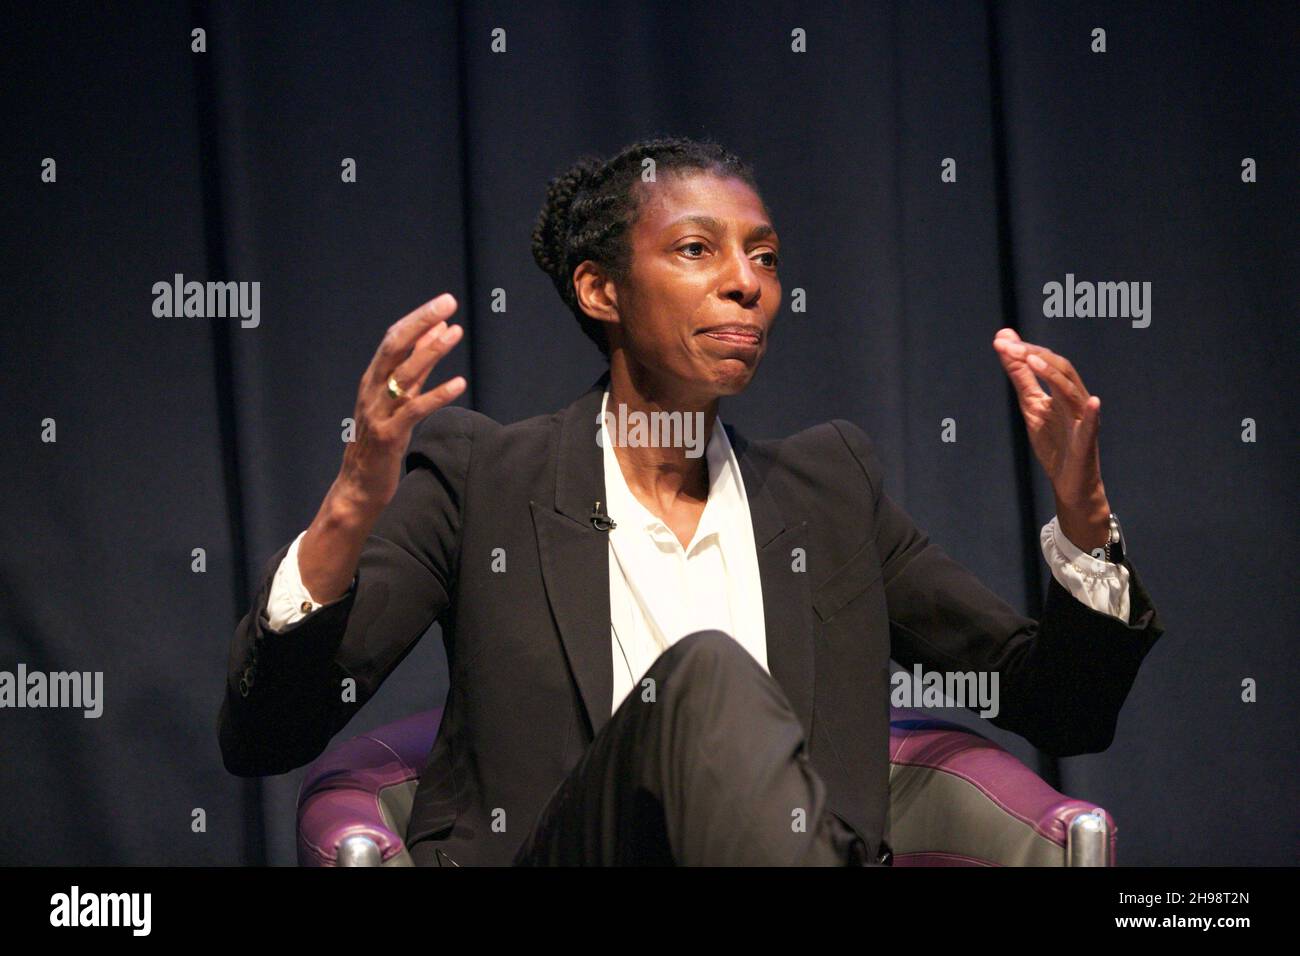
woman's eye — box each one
[757,251,779,268]
[680,242,706,258]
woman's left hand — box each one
[992,327,1112,554]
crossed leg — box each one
[510,629,872,866]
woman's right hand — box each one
[298,294,466,604]
[335,293,467,513]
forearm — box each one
[220,534,364,776]
[298,479,386,604]
[1055,486,1111,555]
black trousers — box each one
[412,630,879,866]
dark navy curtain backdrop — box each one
[2,1,1295,865]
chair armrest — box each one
[887,709,1116,866]
[297,708,443,867]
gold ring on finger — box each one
[386,374,409,401]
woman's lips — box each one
[699,326,762,349]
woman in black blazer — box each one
[220,136,1164,866]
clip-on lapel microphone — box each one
[590,500,617,532]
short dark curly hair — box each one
[531,135,761,358]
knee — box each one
[650,630,755,696]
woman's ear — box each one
[573,261,621,329]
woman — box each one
[219,137,1164,866]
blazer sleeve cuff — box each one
[1040,515,1132,624]
[1042,554,1164,652]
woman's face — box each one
[606,171,782,399]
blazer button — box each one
[238,676,250,698]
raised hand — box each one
[299,293,467,603]
[339,293,467,511]
[992,327,1112,554]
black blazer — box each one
[219,373,1165,866]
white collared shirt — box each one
[598,389,769,714]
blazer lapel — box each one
[729,426,816,740]
[532,374,614,741]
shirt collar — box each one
[599,388,743,551]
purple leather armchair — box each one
[296,706,1116,866]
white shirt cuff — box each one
[265,530,345,633]
[1040,515,1131,624]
